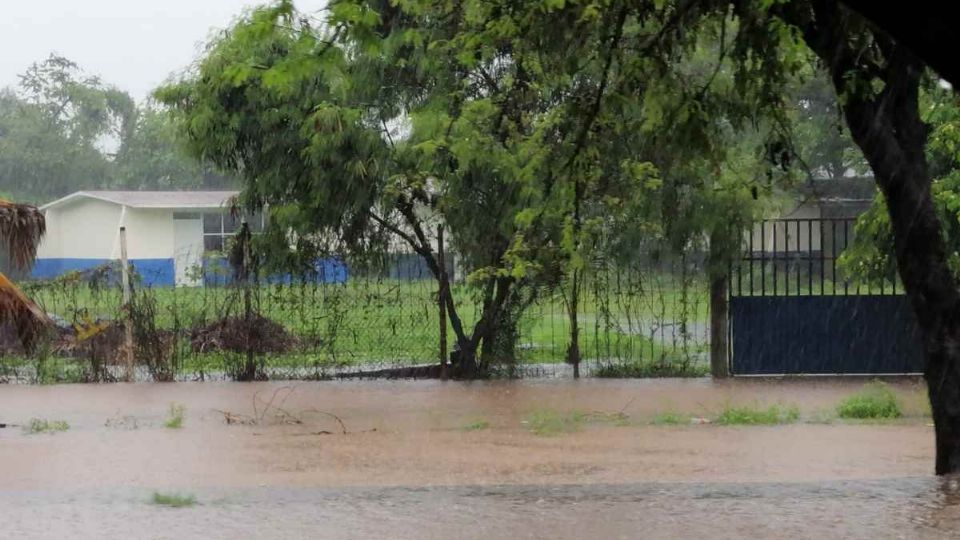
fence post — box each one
[438,225,448,380]
[119,226,134,381]
[709,230,730,379]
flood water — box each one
[0,378,955,538]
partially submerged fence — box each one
[0,250,710,383]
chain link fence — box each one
[0,250,709,383]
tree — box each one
[158,0,794,378]
[1,55,232,202]
[0,199,48,348]
[156,2,560,376]
[739,0,960,475]
[839,84,960,284]
[17,54,136,150]
[112,104,233,190]
[337,0,960,470]
[788,69,865,180]
[0,86,112,202]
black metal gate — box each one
[729,218,924,375]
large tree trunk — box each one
[708,230,729,378]
[854,68,960,474]
[796,2,960,473]
[871,113,960,474]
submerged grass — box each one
[151,492,197,508]
[651,411,689,425]
[836,381,902,419]
[525,410,585,436]
[524,409,630,435]
[23,418,70,434]
[715,404,800,425]
[462,419,491,431]
[163,403,186,429]
[593,359,709,378]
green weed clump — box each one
[151,492,196,508]
[836,382,901,419]
[163,403,186,429]
[715,404,800,425]
[526,409,585,436]
[651,412,689,425]
[23,418,70,434]
[462,419,491,431]
[594,361,709,378]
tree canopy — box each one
[0,55,233,203]
[157,0,807,375]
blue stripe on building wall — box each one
[30,254,444,287]
[31,258,176,287]
[201,257,349,286]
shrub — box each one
[837,381,901,419]
[151,492,196,508]
[462,419,490,431]
[526,409,584,436]
[594,361,708,378]
[715,404,800,425]
[163,403,186,429]
[23,418,69,434]
[651,412,688,425]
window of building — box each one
[201,211,265,253]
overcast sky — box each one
[1,0,326,102]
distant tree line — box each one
[0,54,234,204]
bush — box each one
[715,404,800,425]
[163,403,186,429]
[151,492,196,508]
[462,419,490,431]
[525,409,585,436]
[651,412,688,425]
[836,381,901,419]
[594,360,708,378]
[23,418,70,434]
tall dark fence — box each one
[729,218,924,375]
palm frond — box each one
[0,198,46,271]
[0,271,51,351]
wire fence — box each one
[0,250,710,383]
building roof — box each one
[39,190,240,211]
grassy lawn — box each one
[15,274,709,376]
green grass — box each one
[462,419,491,431]
[20,277,708,374]
[594,359,709,378]
[837,381,902,419]
[715,404,800,425]
[651,411,689,425]
[163,403,186,429]
[525,409,586,436]
[23,418,70,434]
[151,492,197,508]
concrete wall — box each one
[32,198,177,286]
[123,208,175,260]
[38,198,123,259]
[29,196,451,286]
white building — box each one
[33,190,242,286]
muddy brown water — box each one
[1,378,956,539]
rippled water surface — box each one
[0,378,950,538]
